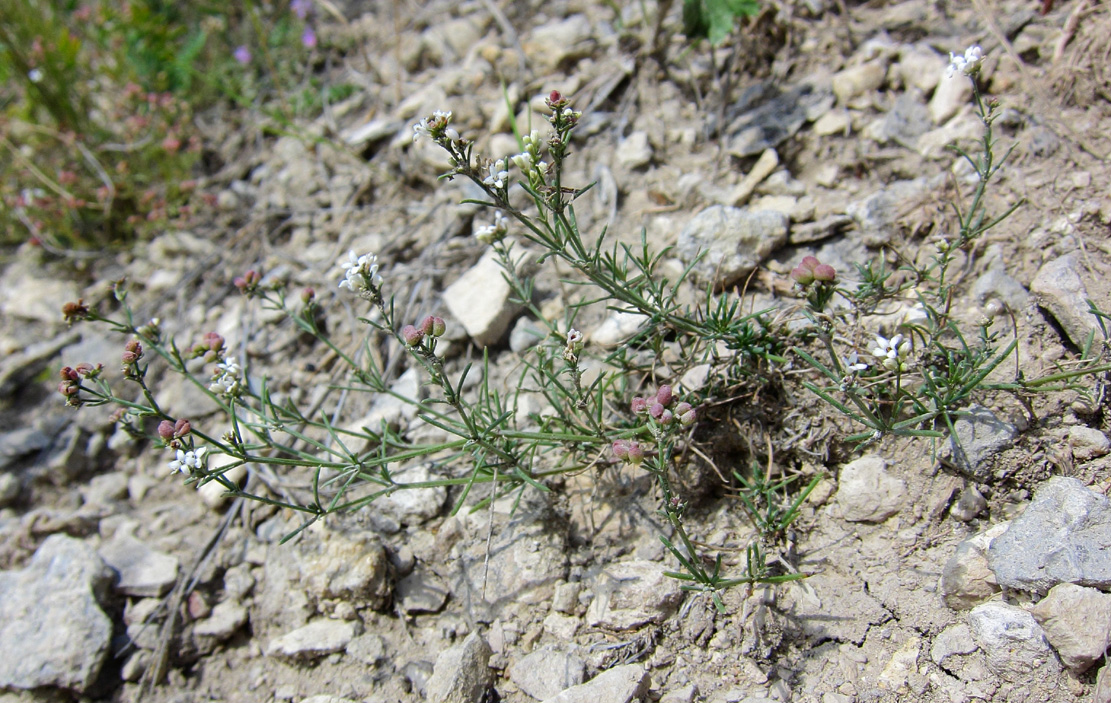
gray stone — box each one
[585,560,683,630]
[950,485,987,522]
[345,633,387,666]
[0,535,113,692]
[523,15,593,71]
[616,131,653,169]
[1031,254,1100,348]
[1070,426,1110,461]
[834,455,905,523]
[222,563,256,601]
[266,619,358,660]
[350,368,422,434]
[845,179,930,247]
[0,426,52,471]
[660,684,699,703]
[929,72,972,125]
[947,405,1017,480]
[81,471,129,506]
[1030,582,1111,672]
[941,522,1008,610]
[930,623,978,672]
[397,568,449,614]
[590,311,648,348]
[453,511,568,616]
[971,267,1030,313]
[300,531,392,610]
[968,602,1056,681]
[832,61,887,103]
[444,246,528,347]
[988,477,1111,592]
[675,206,788,289]
[864,93,932,145]
[731,148,779,206]
[540,664,649,703]
[426,632,492,703]
[726,81,834,157]
[378,462,447,526]
[193,600,248,643]
[98,523,180,597]
[0,472,20,507]
[509,647,586,700]
[895,44,945,93]
[509,317,548,354]
[0,267,80,324]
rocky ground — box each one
[2,0,1111,702]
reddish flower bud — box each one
[630,396,648,414]
[60,366,80,382]
[626,441,645,464]
[158,420,175,440]
[58,380,79,397]
[812,263,837,283]
[420,315,436,336]
[301,287,315,304]
[401,325,424,346]
[62,299,89,323]
[121,350,139,364]
[675,402,697,426]
[659,409,674,425]
[124,339,143,358]
[790,266,814,286]
[612,440,630,460]
[655,385,673,407]
[649,403,665,420]
[174,418,191,437]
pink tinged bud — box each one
[401,325,424,346]
[676,403,697,426]
[649,403,665,420]
[58,380,79,396]
[301,287,315,303]
[812,263,837,282]
[799,255,820,270]
[630,397,648,414]
[121,350,139,364]
[60,366,80,382]
[419,316,436,336]
[174,419,191,437]
[655,385,673,407]
[659,409,674,425]
[158,420,175,440]
[430,317,446,337]
[125,340,143,358]
[790,266,814,285]
[75,363,94,376]
[626,441,645,464]
[612,440,630,460]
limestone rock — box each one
[988,477,1111,592]
[0,535,113,692]
[968,602,1056,681]
[509,647,586,700]
[300,532,392,610]
[266,619,359,660]
[540,664,649,703]
[946,405,1017,481]
[675,206,788,289]
[426,632,492,703]
[1031,254,1100,349]
[929,72,972,124]
[444,246,529,347]
[941,522,1008,610]
[834,455,905,523]
[97,523,179,597]
[832,61,887,103]
[1030,582,1111,672]
[585,560,683,630]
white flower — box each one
[209,359,243,396]
[945,45,984,79]
[474,211,508,245]
[337,250,383,300]
[412,110,453,142]
[482,158,509,189]
[511,152,531,172]
[169,447,208,474]
[843,352,869,372]
[28,68,43,83]
[563,328,585,360]
[872,334,911,372]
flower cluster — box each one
[233,269,262,295]
[209,359,242,397]
[474,211,509,245]
[191,332,226,363]
[790,256,836,286]
[631,385,697,426]
[168,447,208,475]
[158,418,192,448]
[483,157,510,191]
[337,251,384,302]
[611,439,645,465]
[122,340,144,378]
[401,315,447,348]
[872,334,912,372]
[511,130,550,185]
[412,111,458,145]
[945,45,984,79]
[563,328,584,363]
[62,299,89,324]
[545,90,581,131]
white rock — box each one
[586,560,683,629]
[444,246,529,347]
[1032,254,1100,349]
[895,44,945,93]
[540,664,649,703]
[300,532,391,610]
[198,456,247,510]
[812,110,851,136]
[509,647,586,700]
[940,522,1008,610]
[266,619,358,660]
[523,15,593,70]
[832,61,887,103]
[1030,582,1111,672]
[731,148,779,205]
[968,602,1056,681]
[675,206,789,289]
[928,72,972,125]
[193,601,248,642]
[97,522,180,597]
[616,131,653,169]
[590,311,648,348]
[426,632,493,703]
[379,462,448,526]
[931,623,978,671]
[1070,426,1110,461]
[834,455,905,522]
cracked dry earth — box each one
[2,0,1111,702]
